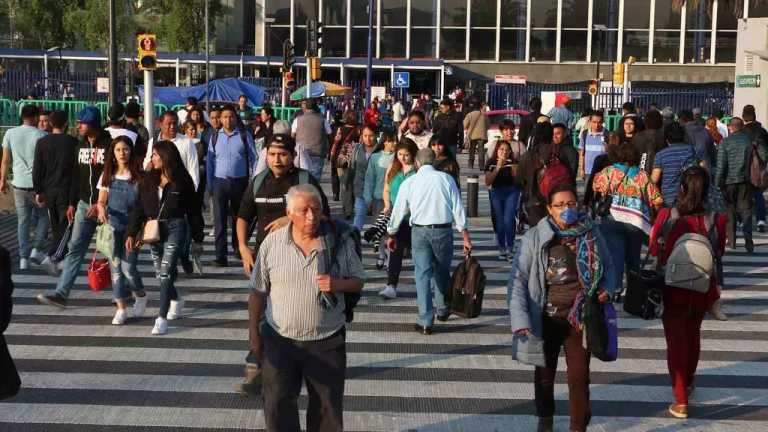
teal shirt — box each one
[363,151,394,203]
[1,124,47,188]
[389,169,415,204]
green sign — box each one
[737,74,762,88]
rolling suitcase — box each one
[449,253,486,319]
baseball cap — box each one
[266,134,296,153]
[76,106,101,128]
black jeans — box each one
[330,157,340,199]
[44,191,70,259]
[468,139,486,169]
[535,315,591,431]
[212,177,249,262]
[261,323,346,432]
[724,183,754,248]
[387,222,412,287]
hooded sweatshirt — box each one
[69,130,112,206]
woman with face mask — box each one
[508,178,617,432]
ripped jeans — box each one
[149,218,187,319]
[110,230,145,301]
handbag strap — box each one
[90,248,99,267]
[155,186,168,220]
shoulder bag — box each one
[142,191,167,244]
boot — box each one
[537,417,553,432]
[709,299,728,321]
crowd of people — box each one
[1,90,766,431]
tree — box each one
[10,0,77,49]
[141,0,224,53]
[63,0,137,51]
[671,0,768,16]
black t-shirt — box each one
[546,237,579,286]
[33,133,78,195]
[484,157,518,188]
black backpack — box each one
[321,219,363,323]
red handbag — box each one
[87,249,112,292]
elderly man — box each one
[387,148,472,335]
[250,184,364,432]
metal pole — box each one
[467,175,479,217]
[265,22,271,80]
[596,29,602,108]
[240,52,244,78]
[306,59,312,99]
[144,70,154,136]
[365,0,374,107]
[43,52,48,99]
[108,0,118,105]
[205,0,210,112]
[175,58,180,87]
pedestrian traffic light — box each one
[306,19,322,57]
[282,39,295,72]
[137,34,157,71]
[310,57,321,80]
[283,71,295,89]
[588,80,598,96]
[613,63,625,86]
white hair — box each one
[286,184,322,212]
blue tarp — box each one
[138,78,265,107]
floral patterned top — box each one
[593,164,663,232]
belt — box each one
[13,186,34,192]
[413,223,451,229]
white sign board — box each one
[495,74,527,84]
[540,91,583,114]
[96,77,110,94]
[370,86,386,101]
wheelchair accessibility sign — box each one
[393,72,410,88]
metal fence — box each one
[0,69,128,102]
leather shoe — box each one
[436,312,451,322]
[413,324,433,335]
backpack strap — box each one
[298,169,310,184]
[240,128,250,176]
[250,170,270,202]
[659,207,681,254]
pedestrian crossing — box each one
[2,159,768,431]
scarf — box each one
[549,215,605,329]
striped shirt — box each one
[653,143,697,206]
[250,223,365,341]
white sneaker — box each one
[167,299,184,320]
[151,317,168,335]
[30,248,44,264]
[133,295,148,318]
[378,285,397,299]
[19,258,29,270]
[40,256,60,276]
[112,308,128,325]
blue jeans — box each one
[353,197,367,231]
[149,218,187,319]
[308,155,325,182]
[598,220,647,292]
[755,191,766,223]
[110,230,145,301]
[411,226,454,327]
[55,201,97,299]
[490,186,521,250]
[13,187,49,259]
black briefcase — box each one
[624,269,663,320]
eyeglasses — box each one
[551,201,577,210]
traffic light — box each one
[310,57,321,80]
[283,71,295,89]
[588,80,598,96]
[137,34,157,71]
[282,39,295,72]
[306,19,322,57]
[613,63,625,85]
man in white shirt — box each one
[176,97,198,127]
[386,148,472,335]
[144,111,200,190]
[104,104,138,144]
[392,96,406,124]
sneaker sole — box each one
[668,405,688,419]
[36,294,66,309]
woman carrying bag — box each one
[126,141,204,336]
[95,136,147,325]
[509,176,617,432]
[648,166,726,419]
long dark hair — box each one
[101,136,141,187]
[386,139,419,184]
[675,166,710,215]
[145,140,188,188]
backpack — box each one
[321,219,363,323]
[210,127,251,173]
[749,139,768,191]
[661,209,719,293]
[537,144,573,201]
[447,253,486,319]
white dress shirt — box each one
[144,134,200,189]
[106,127,138,144]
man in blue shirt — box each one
[0,104,49,270]
[386,149,472,335]
[207,104,258,267]
[579,111,607,179]
[651,122,702,207]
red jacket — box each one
[364,108,380,128]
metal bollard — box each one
[467,175,479,217]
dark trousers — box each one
[662,310,705,406]
[212,177,249,262]
[261,324,346,432]
[535,315,591,431]
[330,158,340,199]
[338,169,354,219]
[468,139,486,169]
[387,222,412,287]
[724,183,754,249]
[45,192,70,259]
[756,191,766,222]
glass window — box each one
[352,1,373,26]
[593,0,620,29]
[411,28,437,58]
[295,0,319,24]
[380,28,406,58]
[715,31,736,63]
[751,4,768,17]
[685,31,711,63]
[531,0,557,28]
[323,0,347,26]
[591,29,618,61]
[267,26,291,57]
[469,29,495,59]
[623,0,650,29]
[717,3,738,30]
[266,0,291,25]
[440,28,467,59]
[351,28,377,57]
[322,27,347,57]
[471,0,497,27]
[500,0,527,27]
[381,0,407,26]
[623,30,650,62]
[294,28,307,57]
[499,29,526,60]
[412,0,438,26]
[562,0,589,29]
[655,0,681,29]
[686,0,711,30]
[530,30,556,61]
[442,0,468,27]
[653,30,680,63]
[561,30,588,61]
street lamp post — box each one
[108,0,118,105]
[593,24,607,111]
[365,0,374,107]
[205,0,210,113]
[43,46,59,100]
[265,17,276,81]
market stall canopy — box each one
[138,78,265,107]
[290,81,352,101]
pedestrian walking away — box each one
[463,100,489,169]
[651,122,705,208]
[250,184,364,432]
[292,99,332,182]
[387,148,472,334]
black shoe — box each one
[746,238,755,254]
[537,417,553,432]
[180,258,194,275]
[758,223,766,233]
[212,259,228,267]
[36,293,67,309]
[436,312,451,322]
[375,258,385,270]
[413,324,433,335]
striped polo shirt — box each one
[582,130,607,175]
[250,223,365,341]
[653,143,698,206]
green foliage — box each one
[141,0,223,53]
[63,0,134,51]
[11,0,77,49]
